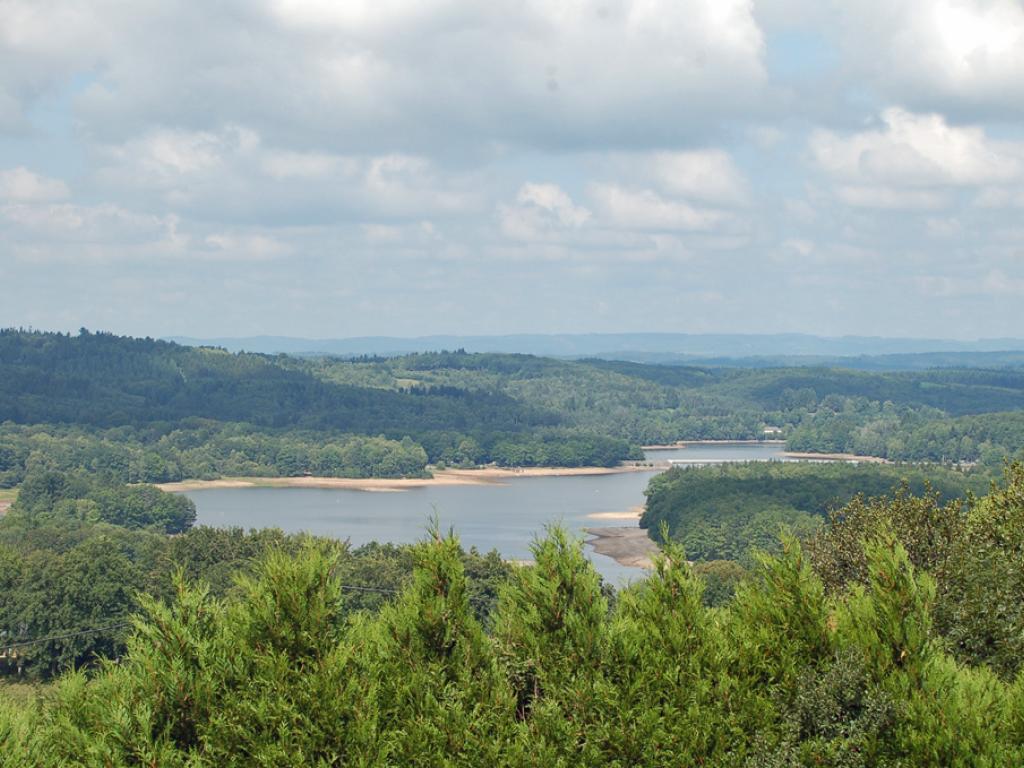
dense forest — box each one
[0,470,511,681]
[642,462,988,563]
[0,330,638,479]
[3,466,1024,765]
[3,329,1024,484]
[312,349,1024,464]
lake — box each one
[187,442,791,584]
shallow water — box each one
[187,442,790,584]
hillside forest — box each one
[3,329,1024,488]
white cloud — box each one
[782,238,814,257]
[3,1,1024,338]
[100,126,257,183]
[3,0,768,151]
[916,269,1024,298]
[261,150,356,180]
[0,167,70,202]
[811,108,1021,187]
[925,217,963,238]
[810,108,1024,208]
[203,232,291,261]
[836,0,1024,114]
[1,202,169,242]
[362,154,477,215]
[499,183,591,241]
[833,185,948,211]
[0,201,186,263]
[589,184,726,231]
[92,124,480,219]
[975,187,1024,209]
[516,183,591,228]
[645,150,749,206]
[361,220,441,247]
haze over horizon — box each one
[3,1,1024,339]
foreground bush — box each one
[3,513,1023,767]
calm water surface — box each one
[188,442,790,584]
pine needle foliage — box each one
[3,510,1024,766]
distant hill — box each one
[5,329,1024,468]
[166,332,1024,363]
[612,350,1024,371]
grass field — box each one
[0,488,17,514]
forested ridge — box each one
[311,349,1024,464]
[4,329,1024,485]
[0,330,637,480]
[3,466,1024,765]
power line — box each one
[2,622,133,653]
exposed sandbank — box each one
[643,441,887,464]
[586,506,644,521]
[782,451,889,464]
[157,465,653,493]
[643,440,786,449]
[585,526,658,569]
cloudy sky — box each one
[2,0,1023,339]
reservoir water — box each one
[188,442,790,583]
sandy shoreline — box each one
[586,506,644,521]
[643,440,786,449]
[585,526,658,569]
[643,441,886,464]
[782,451,889,464]
[156,465,652,493]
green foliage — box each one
[808,463,1024,679]
[937,462,1024,677]
[808,484,965,593]
[5,523,1022,765]
[642,461,981,563]
[6,329,1024,481]
[0,490,513,683]
[788,408,1024,465]
[0,331,638,476]
[692,559,748,606]
[0,422,432,486]
[9,470,196,533]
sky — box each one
[1,0,1023,340]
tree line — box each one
[4,328,1024,479]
